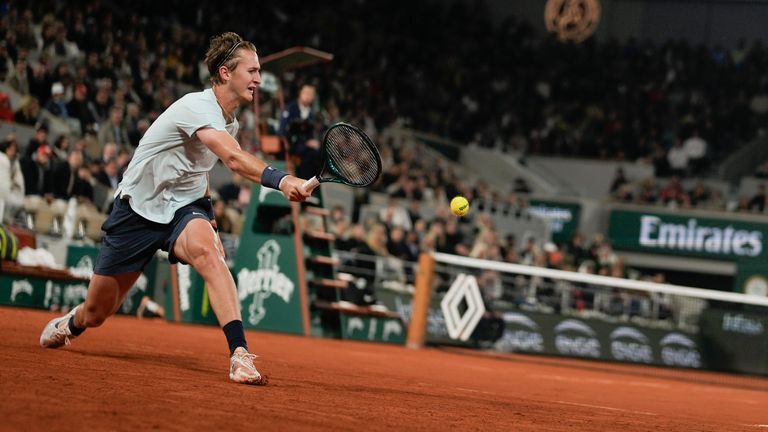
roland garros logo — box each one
[545,0,601,43]
[237,240,294,326]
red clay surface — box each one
[2,306,767,431]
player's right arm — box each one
[196,128,309,202]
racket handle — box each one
[302,176,320,194]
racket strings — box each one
[325,127,380,186]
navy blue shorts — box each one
[93,197,214,275]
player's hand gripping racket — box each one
[302,122,382,194]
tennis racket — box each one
[301,122,382,194]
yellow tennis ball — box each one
[450,196,470,217]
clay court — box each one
[2,307,766,431]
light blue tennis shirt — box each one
[116,88,238,223]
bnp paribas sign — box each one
[608,210,768,260]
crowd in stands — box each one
[608,164,768,213]
[327,135,633,279]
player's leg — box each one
[79,272,143,326]
[172,217,266,385]
[173,219,240,326]
[40,272,141,348]
[41,197,162,348]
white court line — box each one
[749,425,768,428]
[454,387,496,395]
[531,374,669,389]
[556,400,658,416]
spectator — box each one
[513,177,532,194]
[278,83,321,178]
[650,143,671,177]
[97,106,130,147]
[755,162,768,179]
[659,176,685,206]
[51,135,70,164]
[688,182,711,207]
[95,157,121,191]
[444,218,467,255]
[636,177,658,204]
[666,139,689,177]
[213,200,234,234]
[23,123,50,160]
[67,83,98,135]
[14,96,41,126]
[218,173,243,207]
[6,59,30,95]
[609,167,628,194]
[51,150,91,202]
[683,130,708,175]
[124,102,143,146]
[0,134,25,221]
[613,183,635,203]
[519,236,538,265]
[91,86,112,124]
[72,137,93,164]
[21,144,54,199]
[747,184,766,213]
[379,195,412,231]
[386,226,415,261]
[44,82,69,119]
[0,93,13,122]
[566,231,591,267]
[420,220,448,253]
[116,149,132,177]
[101,142,118,163]
[0,40,11,81]
[73,163,96,205]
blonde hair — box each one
[204,32,257,85]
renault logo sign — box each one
[440,273,486,341]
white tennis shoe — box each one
[230,347,268,385]
[40,305,81,348]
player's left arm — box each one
[196,128,309,201]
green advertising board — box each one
[528,200,581,243]
[340,314,406,344]
[699,308,768,375]
[233,166,305,335]
[0,274,88,311]
[492,310,706,370]
[168,263,219,325]
[608,210,768,261]
[376,287,489,348]
[234,235,303,333]
[66,244,160,316]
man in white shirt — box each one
[666,139,689,177]
[682,131,707,175]
[40,32,310,385]
[0,134,25,221]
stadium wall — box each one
[486,0,768,48]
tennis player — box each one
[39,32,308,385]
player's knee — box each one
[83,305,109,327]
[189,245,224,271]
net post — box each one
[406,252,436,349]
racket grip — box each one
[302,176,320,194]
